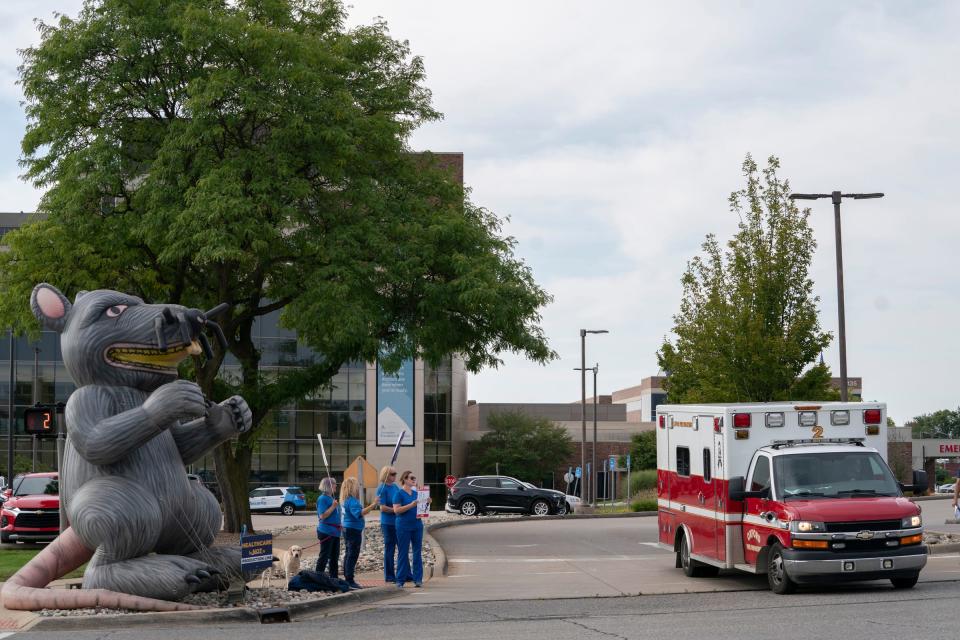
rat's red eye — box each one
[106,305,128,318]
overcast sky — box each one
[1,1,957,424]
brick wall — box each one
[887,441,913,483]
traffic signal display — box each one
[23,406,56,437]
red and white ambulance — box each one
[656,402,928,593]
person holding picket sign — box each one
[315,477,342,578]
[377,466,400,583]
[340,477,378,590]
[392,470,424,588]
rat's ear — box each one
[31,283,72,333]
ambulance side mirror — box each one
[728,476,746,501]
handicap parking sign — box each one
[575,466,582,479]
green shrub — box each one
[629,469,658,496]
[630,498,658,512]
[304,490,320,510]
[627,431,657,470]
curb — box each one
[912,494,953,502]
[425,531,447,579]
[27,585,403,631]
[926,542,960,555]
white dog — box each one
[260,545,303,588]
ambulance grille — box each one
[824,520,901,532]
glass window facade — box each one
[423,357,453,506]
[0,331,75,475]
[192,308,366,490]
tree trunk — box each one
[215,443,253,534]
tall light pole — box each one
[789,190,883,401]
[579,329,607,505]
[575,364,599,505]
[7,329,15,487]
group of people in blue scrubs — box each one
[377,466,425,587]
[313,465,425,589]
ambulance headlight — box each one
[792,521,825,533]
[901,515,921,528]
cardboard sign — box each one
[417,486,430,519]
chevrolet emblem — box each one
[855,530,874,540]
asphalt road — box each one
[404,515,960,604]
[12,582,960,640]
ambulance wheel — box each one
[679,533,714,577]
[767,543,796,594]
[890,574,919,589]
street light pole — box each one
[578,329,607,507]
[591,364,598,506]
[7,329,15,487]
[575,364,600,506]
[789,190,883,401]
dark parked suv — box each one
[446,475,566,516]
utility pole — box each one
[789,190,883,400]
[32,347,39,472]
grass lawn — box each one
[0,548,86,581]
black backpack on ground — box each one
[287,569,351,593]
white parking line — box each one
[448,556,662,564]
[531,571,579,575]
[0,633,16,639]
[507,544,539,548]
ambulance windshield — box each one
[774,451,901,500]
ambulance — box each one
[656,402,928,593]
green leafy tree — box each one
[2,0,554,532]
[625,430,657,470]
[908,408,960,439]
[657,155,835,402]
[467,412,574,483]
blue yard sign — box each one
[240,533,273,574]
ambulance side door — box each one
[742,453,773,567]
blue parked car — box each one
[249,486,307,516]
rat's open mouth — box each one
[105,341,203,372]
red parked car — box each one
[0,472,60,543]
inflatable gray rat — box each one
[1,284,253,612]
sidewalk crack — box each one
[565,618,629,640]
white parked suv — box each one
[248,486,306,516]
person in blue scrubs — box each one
[393,470,424,588]
[377,466,399,583]
[315,477,341,577]
[340,477,378,590]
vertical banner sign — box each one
[417,486,431,519]
[377,359,415,447]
